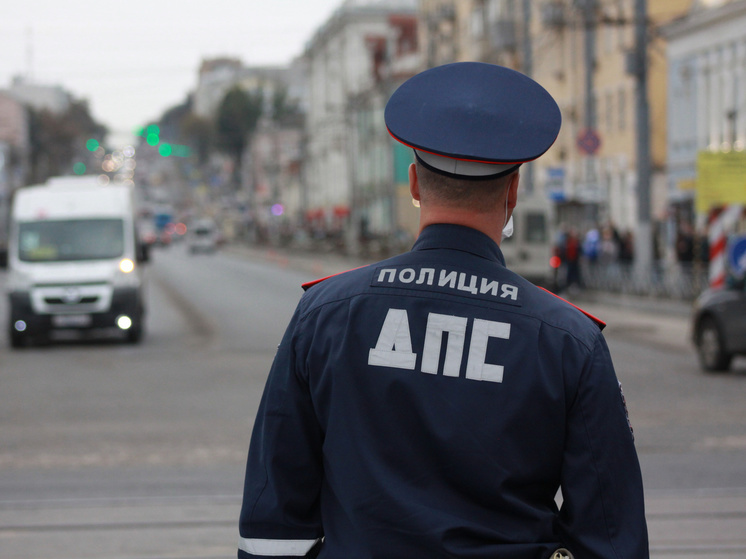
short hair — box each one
[415,160,514,210]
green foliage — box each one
[216,86,263,161]
[179,113,214,164]
[27,99,108,184]
[271,87,300,124]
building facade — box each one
[664,0,746,229]
[6,76,71,115]
[0,91,30,249]
[193,58,296,120]
[418,0,691,251]
[302,0,418,251]
[244,118,305,245]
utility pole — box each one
[576,0,599,209]
[522,0,534,195]
[632,0,653,278]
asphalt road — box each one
[1,243,745,558]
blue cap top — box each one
[385,62,561,179]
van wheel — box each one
[32,329,52,347]
[126,319,143,344]
[9,327,25,349]
[697,317,732,372]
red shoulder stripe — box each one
[302,266,367,291]
[538,286,606,330]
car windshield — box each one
[18,219,125,262]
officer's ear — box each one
[409,163,421,203]
[506,171,520,210]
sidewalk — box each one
[568,291,692,353]
[228,243,694,354]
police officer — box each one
[238,62,648,559]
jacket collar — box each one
[411,224,506,266]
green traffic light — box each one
[73,162,86,175]
[159,143,172,157]
[86,139,99,152]
[173,145,192,157]
[146,133,160,146]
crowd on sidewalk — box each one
[551,221,709,299]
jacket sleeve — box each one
[238,305,324,559]
[557,333,649,558]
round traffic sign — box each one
[728,235,746,277]
[577,128,601,155]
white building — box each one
[302,0,418,241]
[664,0,746,224]
[6,76,71,114]
[193,58,297,120]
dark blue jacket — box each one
[239,224,648,559]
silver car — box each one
[188,219,219,254]
[692,281,746,371]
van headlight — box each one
[119,258,135,273]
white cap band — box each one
[415,150,519,179]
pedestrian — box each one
[582,225,600,265]
[237,62,648,559]
[563,227,583,293]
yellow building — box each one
[418,0,692,235]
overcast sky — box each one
[0,0,342,145]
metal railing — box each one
[572,261,709,301]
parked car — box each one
[692,280,746,371]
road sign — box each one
[728,235,746,277]
[577,128,601,155]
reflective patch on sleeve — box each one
[238,537,321,556]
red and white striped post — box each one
[708,204,744,288]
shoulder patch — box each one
[301,266,367,291]
[538,287,606,330]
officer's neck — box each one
[418,206,507,246]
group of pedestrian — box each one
[676,221,709,265]
[554,223,635,292]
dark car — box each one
[692,280,746,371]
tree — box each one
[271,86,300,125]
[180,113,215,165]
[215,86,263,187]
[27,100,107,184]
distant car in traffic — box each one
[188,218,219,254]
[692,280,746,371]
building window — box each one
[618,87,626,131]
[606,91,614,132]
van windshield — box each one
[19,219,125,262]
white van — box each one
[500,190,555,289]
[6,177,148,347]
